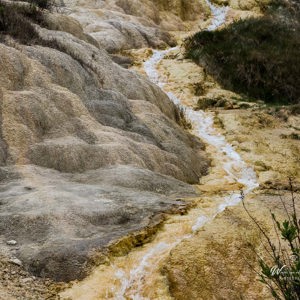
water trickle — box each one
[205,0,228,31]
[61,0,258,300]
[110,2,257,299]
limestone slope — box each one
[0,12,209,282]
[65,0,210,52]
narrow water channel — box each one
[60,2,259,299]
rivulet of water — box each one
[59,2,258,299]
[110,2,258,299]
[205,0,228,31]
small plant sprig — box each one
[242,178,300,299]
[174,105,192,130]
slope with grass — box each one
[184,2,300,104]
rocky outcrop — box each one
[0,8,209,281]
[64,0,210,52]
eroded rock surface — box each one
[165,192,295,300]
[0,9,209,282]
[64,0,210,52]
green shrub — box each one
[243,180,300,299]
[289,104,300,115]
[184,8,300,105]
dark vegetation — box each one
[243,180,300,299]
[24,0,54,10]
[0,0,54,44]
[0,0,96,71]
[174,105,192,130]
[184,0,300,105]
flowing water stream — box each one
[61,2,259,299]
